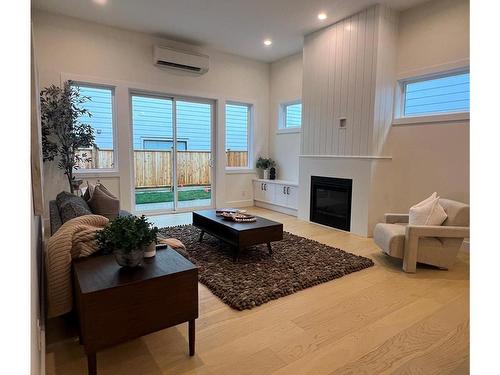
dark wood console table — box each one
[73,248,198,375]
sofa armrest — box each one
[405,225,469,240]
[384,213,409,224]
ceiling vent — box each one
[153,46,209,74]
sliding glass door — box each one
[131,94,214,213]
[175,100,213,209]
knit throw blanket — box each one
[46,214,109,318]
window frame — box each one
[393,67,470,126]
[278,99,302,134]
[224,100,254,172]
[141,137,188,151]
[70,81,119,175]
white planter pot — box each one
[263,169,270,179]
[143,242,156,258]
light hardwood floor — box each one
[45,207,469,375]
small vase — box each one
[263,169,270,179]
[113,249,144,267]
[143,242,156,258]
[269,167,276,180]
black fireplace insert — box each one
[310,176,352,231]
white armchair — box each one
[374,199,469,273]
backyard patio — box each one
[76,148,247,211]
[135,186,212,211]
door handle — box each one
[261,183,263,191]
[283,186,286,194]
[287,187,290,195]
[264,183,267,191]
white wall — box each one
[397,0,469,75]
[268,53,302,182]
[33,10,269,213]
[386,0,470,213]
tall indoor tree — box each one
[40,81,95,193]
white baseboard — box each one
[255,201,298,217]
[224,199,254,208]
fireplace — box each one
[310,176,352,231]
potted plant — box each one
[256,157,276,179]
[95,215,159,267]
[40,81,96,194]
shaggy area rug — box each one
[159,225,374,310]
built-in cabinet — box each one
[253,179,298,216]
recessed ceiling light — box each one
[263,39,272,46]
[93,0,107,5]
[318,12,327,20]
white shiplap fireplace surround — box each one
[298,5,397,236]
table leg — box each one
[267,242,273,255]
[189,320,195,356]
[198,230,205,242]
[232,247,240,262]
[87,352,97,375]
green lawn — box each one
[136,189,211,204]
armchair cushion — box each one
[439,199,470,227]
[374,223,406,258]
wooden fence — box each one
[76,149,248,188]
[226,150,248,168]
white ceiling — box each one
[32,0,428,62]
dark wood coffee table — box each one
[192,209,283,261]
[73,248,198,375]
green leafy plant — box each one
[95,215,159,255]
[40,81,96,193]
[256,157,276,169]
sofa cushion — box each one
[84,183,120,219]
[55,191,92,224]
[374,223,406,258]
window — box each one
[401,71,470,117]
[280,101,302,130]
[225,102,251,169]
[72,84,115,170]
[143,139,187,151]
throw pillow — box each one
[85,183,120,219]
[409,193,447,226]
[55,191,92,224]
[82,182,94,202]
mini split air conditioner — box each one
[153,46,209,74]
